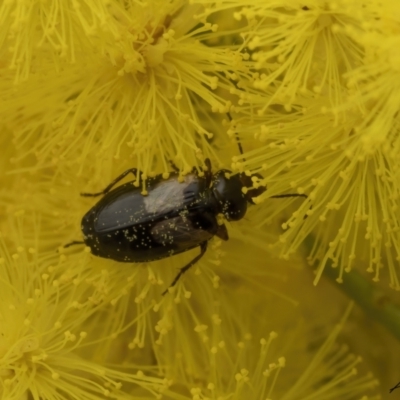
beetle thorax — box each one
[211,170,247,221]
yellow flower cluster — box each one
[0,0,399,398]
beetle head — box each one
[238,172,266,204]
[211,170,266,221]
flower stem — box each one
[304,235,400,342]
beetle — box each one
[65,157,306,294]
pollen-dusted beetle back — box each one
[68,159,265,293]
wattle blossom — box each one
[0,219,174,399]
[224,1,400,289]
[0,1,251,181]
[1,0,399,398]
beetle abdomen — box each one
[81,173,219,262]
[82,209,217,262]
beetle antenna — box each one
[64,240,85,248]
[227,113,309,202]
[226,112,244,156]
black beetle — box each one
[66,159,306,294]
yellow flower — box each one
[0,217,174,399]
[234,0,366,111]
[0,216,381,399]
[172,304,379,400]
[223,0,400,290]
[0,1,252,180]
[1,1,399,398]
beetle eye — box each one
[239,173,266,204]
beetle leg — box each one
[270,194,308,199]
[81,168,140,197]
[203,158,212,186]
[390,381,400,393]
[169,160,179,172]
[162,241,208,295]
[64,240,85,248]
[215,224,229,241]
